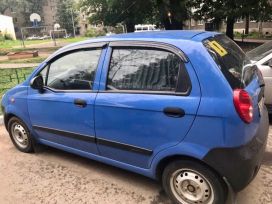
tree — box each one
[0,0,19,14]
[0,0,44,27]
[79,0,190,31]
[79,0,155,32]
[21,0,44,26]
[156,0,190,30]
[191,0,272,39]
[56,0,79,35]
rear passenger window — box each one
[107,48,182,92]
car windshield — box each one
[247,40,272,61]
[203,35,253,89]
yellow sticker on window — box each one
[208,41,228,57]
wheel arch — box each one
[154,154,228,192]
[4,113,18,130]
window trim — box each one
[35,47,103,93]
[109,41,188,62]
[104,42,191,96]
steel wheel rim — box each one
[11,122,29,149]
[170,168,214,204]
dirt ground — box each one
[0,124,271,204]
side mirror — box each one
[30,75,44,93]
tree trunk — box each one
[126,22,135,33]
[245,14,249,35]
[226,17,235,39]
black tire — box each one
[8,117,34,153]
[162,160,227,204]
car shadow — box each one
[35,145,173,204]
[34,145,239,204]
[269,114,272,125]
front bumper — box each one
[203,108,269,192]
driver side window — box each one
[45,49,101,90]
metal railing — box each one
[0,67,34,114]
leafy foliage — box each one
[56,0,79,35]
[0,0,44,26]
[79,0,190,31]
[79,0,158,32]
[190,0,272,39]
[84,27,106,37]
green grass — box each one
[0,56,46,64]
[0,37,88,49]
[0,37,89,56]
[0,67,35,115]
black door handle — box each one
[74,99,87,108]
[163,107,185,118]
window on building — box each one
[197,20,204,25]
[191,19,196,26]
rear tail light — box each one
[233,89,253,123]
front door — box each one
[95,43,201,168]
[28,47,103,154]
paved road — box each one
[0,63,39,69]
[0,124,271,204]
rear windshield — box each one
[203,35,253,89]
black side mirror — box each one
[30,75,44,93]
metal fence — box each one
[0,68,34,114]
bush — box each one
[85,28,106,37]
[248,31,260,38]
[0,32,14,41]
[4,33,13,40]
[0,35,4,42]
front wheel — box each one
[8,117,34,153]
[162,160,227,204]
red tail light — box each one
[233,89,253,123]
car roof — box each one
[68,30,219,47]
[102,30,214,40]
[49,30,220,62]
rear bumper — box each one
[203,108,269,192]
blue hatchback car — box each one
[1,31,269,204]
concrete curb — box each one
[0,115,3,125]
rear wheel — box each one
[162,160,227,204]
[8,117,34,153]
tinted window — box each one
[203,35,253,89]
[46,49,101,90]
[107,48,181,92]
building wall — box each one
[42,0,58,26]
[3,0,58,38]
[0,15,16,39]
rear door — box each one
[95,42,201,168]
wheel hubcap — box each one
[170,169,214,204]
[11,123,29,149]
